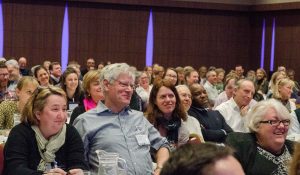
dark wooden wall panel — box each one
[68,2,149,69]
[3,1,64,65]
[153,8,252,72]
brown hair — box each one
[145,79,187,126]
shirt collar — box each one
[96,101,132,114]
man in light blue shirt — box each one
[73,63,170,175]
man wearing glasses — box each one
[0,62,9,102]
[226,99,293,175]
[73,63,170,175]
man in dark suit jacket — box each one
[188,83,233,143]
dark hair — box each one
[49,62,60,71]
[146,79,187,126]
[161,143,234,175]
[60,67,82,101]
[163,68,178,86]
[33,65,52,85]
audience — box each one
[215,79,256,132]
[5,59,21,91]
[226,99,293,175]
[185,69,199,86]
[49,62,62,85]
[213,75,237,109]
[255,68,269,95]
[188,83,233,143]
[34,65,51,87]
[69,70,104,125]
[161,143,245,175]
[0,63,9,102]
[203,70,218,106]
[18,57,30,76]
[198,66,207,85]
[163,68,178,86]
[0,76,39,130]
[80,58,95,77]
[1,56,300,175]
[73,63,170,175]
[146,79,189,149]
[60,67,84,111]
[176,85,205,143]
[3,86,88,175]
[215,68,225,94]
[271,78,296,112]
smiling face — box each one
[190,84,210,108]
[88,79,103,103]
[139,72,150,89]
[256,69,265,80]
[177,86,192,112]
[256,108,289,154]
[156,86,176,117]
[65,73,79,92]
[164,69,178,86]
[36,95,67,139]
[16,82,38,108]
[104,73,134,112]
[37,68,50,87]
[233,80,255,108]
[279,83,293,100]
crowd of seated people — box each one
[0,56,300,174]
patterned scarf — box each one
[31,124,66,171]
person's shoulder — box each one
[0,100,17,108]
[226,132,255,145]
[9,123,33,137]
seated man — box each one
[160,143,245,175]
[188,83,232,143]
[215,79,256,132]
[73,63,170,175]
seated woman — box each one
[255,68,269,95]
[163,68,178,86]
[60,67,84,111]
[272,78,296,112]
[0,76,39,130]
[34,65,52,87]
[69,70,104,125]
[146,79,189,149]
[226,99,293,175]
[175,85,205,143]
[3,86,88,175]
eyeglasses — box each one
[259,119,290,126]
[115,80,134,89]
[0,73,9,77]
[166,74,177,79]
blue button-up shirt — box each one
[73,102,169,175]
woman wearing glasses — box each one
[3,86,87,175]
[226,99,293,175]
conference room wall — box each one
[2,1,300,81]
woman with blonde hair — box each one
[3,86,88,175]
[0,76,39,129]
[272,78,296,112]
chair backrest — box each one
[0,143,4,175]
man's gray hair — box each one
[5,59,19,69]
[100,63,135,90]
[248,99,291,133]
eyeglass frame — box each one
[259,119,291,127]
